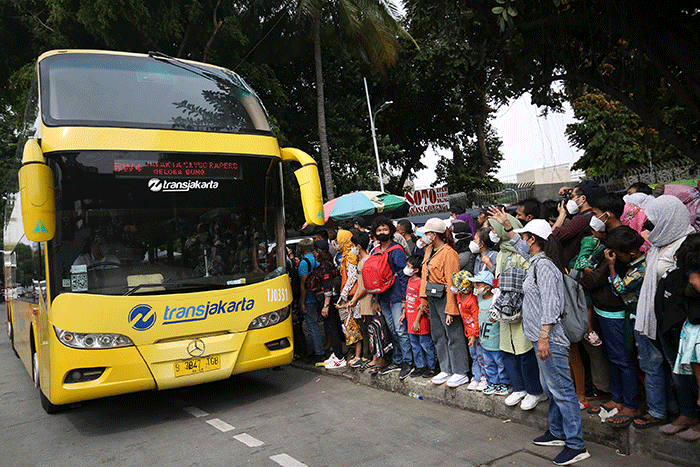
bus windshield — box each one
[40,52,273,134]
[48,152,282,296]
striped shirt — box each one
[522,252,569,347]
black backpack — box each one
[367,311,393,358]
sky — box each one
[413,93,583,189]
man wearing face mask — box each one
[553,181,607,266]
[515,198,541,225]
[588,194,624,240]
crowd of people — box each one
[286,180,700,466]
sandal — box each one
[589,402,616,414]
[606,413,638,428]
[350,358,368,368]
[633,413,667,429]
[585,331,602,346]
[369,365,385,375]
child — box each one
[400,254,437,378]
[451,270,486,391]
[472,270,511,396]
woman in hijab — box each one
[452,221,475,271]
[663,184,700,233]
[336,229,363,367]
[621,192,653,251]
[636,195,695,435]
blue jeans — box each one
[482,347,509,385]
[635,331,677,419]
[596,315,638,409]
[503,348,543,395]
[469,342,486,381]
[381,299,413,365]
[532,341,585,451]
[409,333,436,370]
[304,301,323,356]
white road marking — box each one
[233,433,264,447]
[270,454,308,467]
[206,418,234,432]
[183,406,209,418]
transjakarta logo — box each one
[129,304,156,331]
[148,178,219,192]
[163,298,255,325]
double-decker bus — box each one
[4,50,324,413]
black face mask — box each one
[375,233,391,242]
[643,220,655,232]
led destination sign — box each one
[114,159,242,179]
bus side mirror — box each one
[19,139,55,242]
[280,148,325,226]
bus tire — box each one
[33,347,64,414]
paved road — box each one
[0,338,675,467]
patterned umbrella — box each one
[301,191,409,228]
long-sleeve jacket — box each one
[420,243,460,315]
[552,209,594,264]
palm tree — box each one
[296,0,413,200]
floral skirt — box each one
[342,315,363,345]
[673,319,700,375]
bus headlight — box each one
[54,326,134,349]
[248,307,290,330]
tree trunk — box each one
[476,98,490,178]
[313,14,334,200]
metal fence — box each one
[450,182,534,208]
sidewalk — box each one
[292,359,699,466]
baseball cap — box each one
[416,218,447,234]
[472,270,495,287]
[513,218,552,240]
[576,180,606,203]
[353,216,366,228]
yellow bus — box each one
[4,50,324,413]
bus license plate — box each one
[174,355,221,377]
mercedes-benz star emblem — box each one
[187,338,205,357]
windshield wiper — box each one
[148,51,237,88]
[124,279,230,296]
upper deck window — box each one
[40,53,272,135]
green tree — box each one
[566,92,687,176]
[434,123,503,193]
[295,0,412,199]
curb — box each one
[292,361,698,466]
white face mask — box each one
[450,286,460,294]
[589,213,608,232]
[469,240,480,254]
[422,233,435,245]
[416,238,426,249]
[473,287,485,297]
[403,266,415,276]
[351,246,359,256]
[489,231,500,244]
[567,198,581,215]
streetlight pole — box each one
[364,77,392,193]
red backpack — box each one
[363,244,403,294]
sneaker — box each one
[532,430,566,447]
[504,390,527,406]
[323,353,337,365]
[466,379,481,390]
[431,371,452,385]
[553,446,590,465]
[495,384,512,396]
[521,393,548,411]
[324,356,346,369]
[422,367,439,379]
[379,362,401,374]
[445,373,470,388]
[398,363,414,379]
[482,383,498,395]
[475,378,488,391]
[410,367,426,378]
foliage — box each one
[566,93,687,176]
[434,123,503,193]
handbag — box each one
[425,245,446,298]
[426,282,446,298]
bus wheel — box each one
[33,349,64,414]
